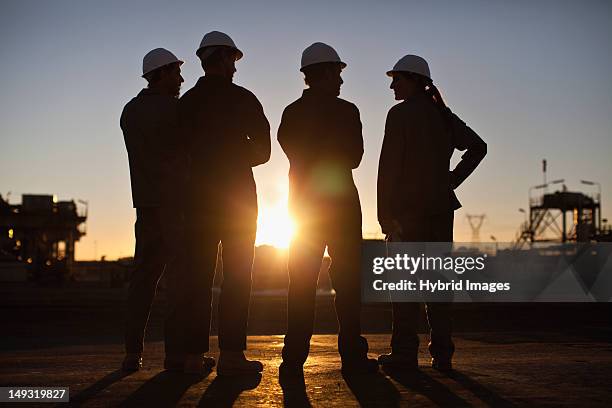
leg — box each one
[327,227,368,361]
[160,203,187,359]
[217,222,257,351]
[179,217,219,354]
[216,215,265,375]
[125,208,166,355]
[425,302,455,360]
[282,231,325,365]
[425,212,455,365]
[378,223,427,367]
[390,302,421,355]
[163,254,186,359]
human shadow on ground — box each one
[445,370,515,407]
[383,367,471,407]
[343,370,401,407]
[279,370,311,408]
[197,373,262,407]
[119,370,207,407]
[67,369,131,406]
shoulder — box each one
[388,99,428,120]
[232,84,261,104]
[120,94,146,122]
[387,101,408,120]
[280,97,305,119]
[121,96,138,114]
[335,97,360,115]
[178,86,197,105]
[120,97,137,127]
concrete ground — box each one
[1,332,612,407]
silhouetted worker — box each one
[377,55,487,371]
[119,48,187,371]
[278,42,378,375]
[178,31,270,375]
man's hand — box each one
[380,219,403,237]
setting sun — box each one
[255,191,295,249]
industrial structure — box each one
[515,180,610,247]
[0,194,87,282]
[466,214,486,242]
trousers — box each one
[125,207,183,356]
[180,209,257,353]
[283,209,368,364]
[391,211,455,359]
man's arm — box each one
[377,106,405,233]
[245,92,271,167]
[277,108,293,159]
[344,104,364,169]
[449,113,487,188]
[277,106,309,165]
[158,98,190,209]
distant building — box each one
[0,194,87,282]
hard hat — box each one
[300,42,346,71]
[142,48,183,77]
[386,55,431,79]
[196,31,243,61]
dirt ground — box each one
[1,333,612,407]
[1,285,611,407]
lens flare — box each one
[255,188,295,249]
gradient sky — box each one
[1,0,611,260]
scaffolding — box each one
[516,189,604,248]
[0,194,87,281]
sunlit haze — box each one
[255,184,295,249]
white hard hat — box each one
[197,31,243,61]
[387,55,431,79]
[142,48,183,77]
[300,42,346,71]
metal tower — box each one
[466,214,486,242]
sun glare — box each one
[255,192,295,249]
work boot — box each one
[121,353,142,372]
[431,357,452,371]
[378,353,418,370]
[341,356,379,375]
[217,351,264,376]
[183,354,216,375]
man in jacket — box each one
[278,42,378,376]
[120,48,187,371]
[179,31,270,375]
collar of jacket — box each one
[302,88,337,100]
[197,74,233,87]
[402,93,430,104]
[138,87,163,97]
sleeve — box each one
[449,112,487,188]
[176,96,194,164]
[377,107,405,228]
[277,105,314,168]
[277,107,295,160]
[244,91,271,167]
[160,99,189,206]
[344,104,364,169]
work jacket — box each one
[377,94,487,229]
[278,89,364,224]
[179,75,270,220]
[120,88,181,208]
